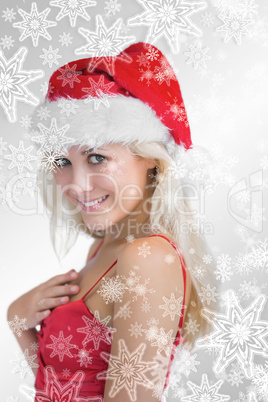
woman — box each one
[7,42,217,401]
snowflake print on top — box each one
[0,47,43,123]
[19,365,103,401]
[98,339,158,401]
[46,330,78,362]
[50,0,97,27]
[75,15,135,75]
[13,3,57,47]
[196,290,268,378]
[77,311,115,350]
[181,373,230,401]
[128,0,207,53]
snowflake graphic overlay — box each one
[128,0,207,53]
[99,339,158,401]
[50,0,97,27]
[216,12,253,45]
[13,2,57,47]
[8,315,28,337]
[46,330,78,362]
[196,290,268,378]
[11,349,38,379]
[77,311,115,349]
[19,364,102,401]
[75,15,135,75]
[181,373,230,401]
[0,47,43,123]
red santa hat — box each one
[36,42,192,156]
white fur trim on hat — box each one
[32,95,177,154]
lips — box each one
[76,195,109,212]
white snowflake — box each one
[11,349,38,379]
[114,302,132,320]
[159,293,184,321]
[99,152,125,175]
[75,15,135,75]
[0,47,43,123]
[77,311,114,349]
[184,317,200,335]
[199,284,219,305]
[0,35,15,50]
[129,322,144,338]
[8,315,28,337]
[214,253,233,282]
[32,117,74,155]
[4,141,37,174]
[128,0,207,53]
[200,11,215,26]
[196,290,268,378]
[151,327,174,356]
[228,367,244,386]
[104,0,121,16]
[0,183,20,207]
[252,362,268,401]
[97,275,128,304]
[184,42,210,70]
[174,344,200,377]
[58,32,73,47]
[216,12,253,45]
[181,373,230,401]
[137,241,151,258]
[74,348,93,367]
[164,253,175,265]
[58,98,79,117]
[82,74,118,110]
[46,330,78,362]
[2,8,16,22]
[50,0,97,27]
[17,172,40,197]
[192,264,207,280]
[36,106,51,121]
[13,2,57,47]
[202,253,213,264]
[40,45,62,68]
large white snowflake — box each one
[216,12,253,45]
[11,349,38,379]
[196,290,268,378]
[19,365,102,401]
[75,15,135,75]
[128,0,207,53]
[4,141,37,174]
[0,47,43,123]
[77,311,114,349]
[50,0,97,27]
[13,2,57,47]
[99,339,158,401]
[181,373,230,401]
[32,117,74,155]
[46,330,78,362]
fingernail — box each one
[61,297,67,302]
[70,286,78,292]
[70,271,77,278]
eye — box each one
[88,154,106,164]
[54,157,70,168]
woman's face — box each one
[53,143,156,234]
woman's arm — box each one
[7,269,80,376]
[102,236,185,402]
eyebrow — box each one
[80,146,105,155]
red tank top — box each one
[34,234,187,401]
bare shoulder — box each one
[117,235,182,277]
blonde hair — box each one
[36,140,219,345]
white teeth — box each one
[82,195,108,207]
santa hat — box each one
[34,42,192,157]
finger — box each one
[36,295,70,311]
[44,284,80,299]
[35,309,51,325]
[43,270,78,287]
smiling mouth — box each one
[78,195,109,207]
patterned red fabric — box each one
[46,42,192,150]
[35,234,187,400]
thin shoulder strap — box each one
[82,240,117,300]
[148,234,187,329]
[90,239,104,261]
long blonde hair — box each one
[36,140,219,345]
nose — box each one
[67,166,95,199]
